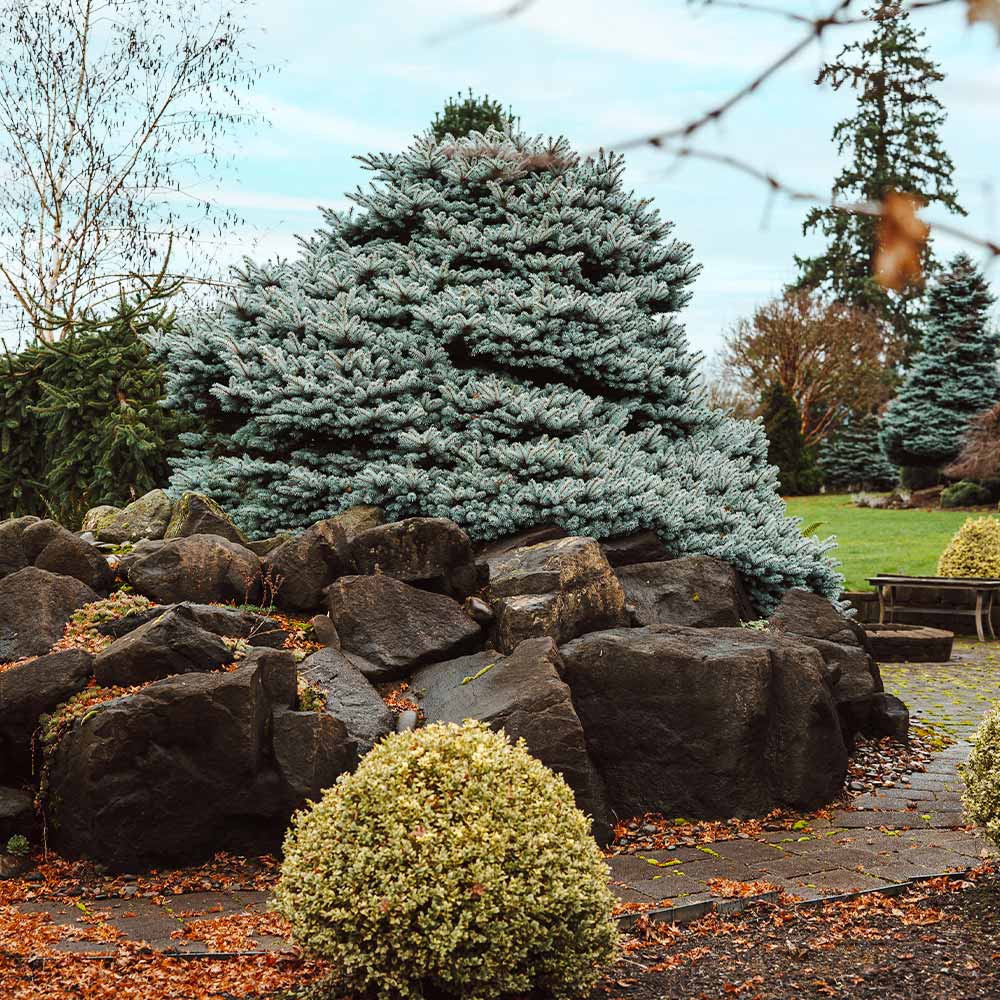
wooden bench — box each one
[867,574,1000,643]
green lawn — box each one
[783,494,976,592]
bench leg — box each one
[877,586,886,625]
[988,591,998,641]
[975,591,986,642]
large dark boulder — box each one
[0,568,98,661]
[0,648,93,781]
[0,517,37,579]
[127,535,262,604]
[558,625,848,821]
[19,519,63,563]
[114,539,168,579]
[45,656,354,869]
[614,555,753,628]
[768,588,866,648]
[484,536,628,653]
[164,492,249,545]
[767,589,903,742]
[95,602,289,649]
[272,708,355,801]
[263,517,354,612]
[411,638,612,843]
[298,647,395,755]
[350,517,482,599]
[93,608,232,687]
[326,575,482,680]
[242,648,298,709]
[32,524,114,594]
[600,530,668,568]
[474,525,567,564]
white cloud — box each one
[207,188,350,215]
[424,0,797,71]
[249,94,412,151]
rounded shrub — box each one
[937,516,1000,578]
[962,702,1000,849]
[940,480,991,509]
[274,720,619,1000]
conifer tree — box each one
[157,128,842,612]
[0,293,184,525]
[431,90,514,141]
[760,381,820,496]
[794,1,964,358]
[819,413,899,491]
[879,254,998,476]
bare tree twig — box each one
[427,0,540,43]
[667,144,1000,257]
[606,0,857,150]
[601,0,961,151]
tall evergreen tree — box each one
[760,381,819,496]
[794,1,964,358]
[431,90,514,140]
[157,128,842,612]
[819,413,899,491]
[879,254,998,476]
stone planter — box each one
[862,623,954,663]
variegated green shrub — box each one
[963,702,1000,849]
[274,720,619,1000]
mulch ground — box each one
[594,866,1000,1000]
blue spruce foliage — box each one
[819,414,899,491]
[155,128,842,612]
[880,254,998,470]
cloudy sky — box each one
[197,0,998,363]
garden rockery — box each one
[0,491,908,869]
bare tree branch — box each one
[0,0,268,339]
[427,0,540,43]
[664,144,1000,259]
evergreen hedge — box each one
[0,298,184,527]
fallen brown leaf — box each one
[874,190,929,292]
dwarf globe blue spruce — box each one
[156,127,842,613]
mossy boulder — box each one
[82,490,174,544]
[164,492,248,545]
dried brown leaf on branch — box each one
[874,191,930,291]
[967,0,1000,39]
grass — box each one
[783,493,982,592]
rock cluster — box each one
[0,494,907,869]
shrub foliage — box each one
[819,413,898,492]
[937,516,1000,578]
[940,480,991,509]
[963,702,1000,849]
[0,296,183,526]
[275,720,619,1000]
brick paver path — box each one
[13,640,1000,946]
